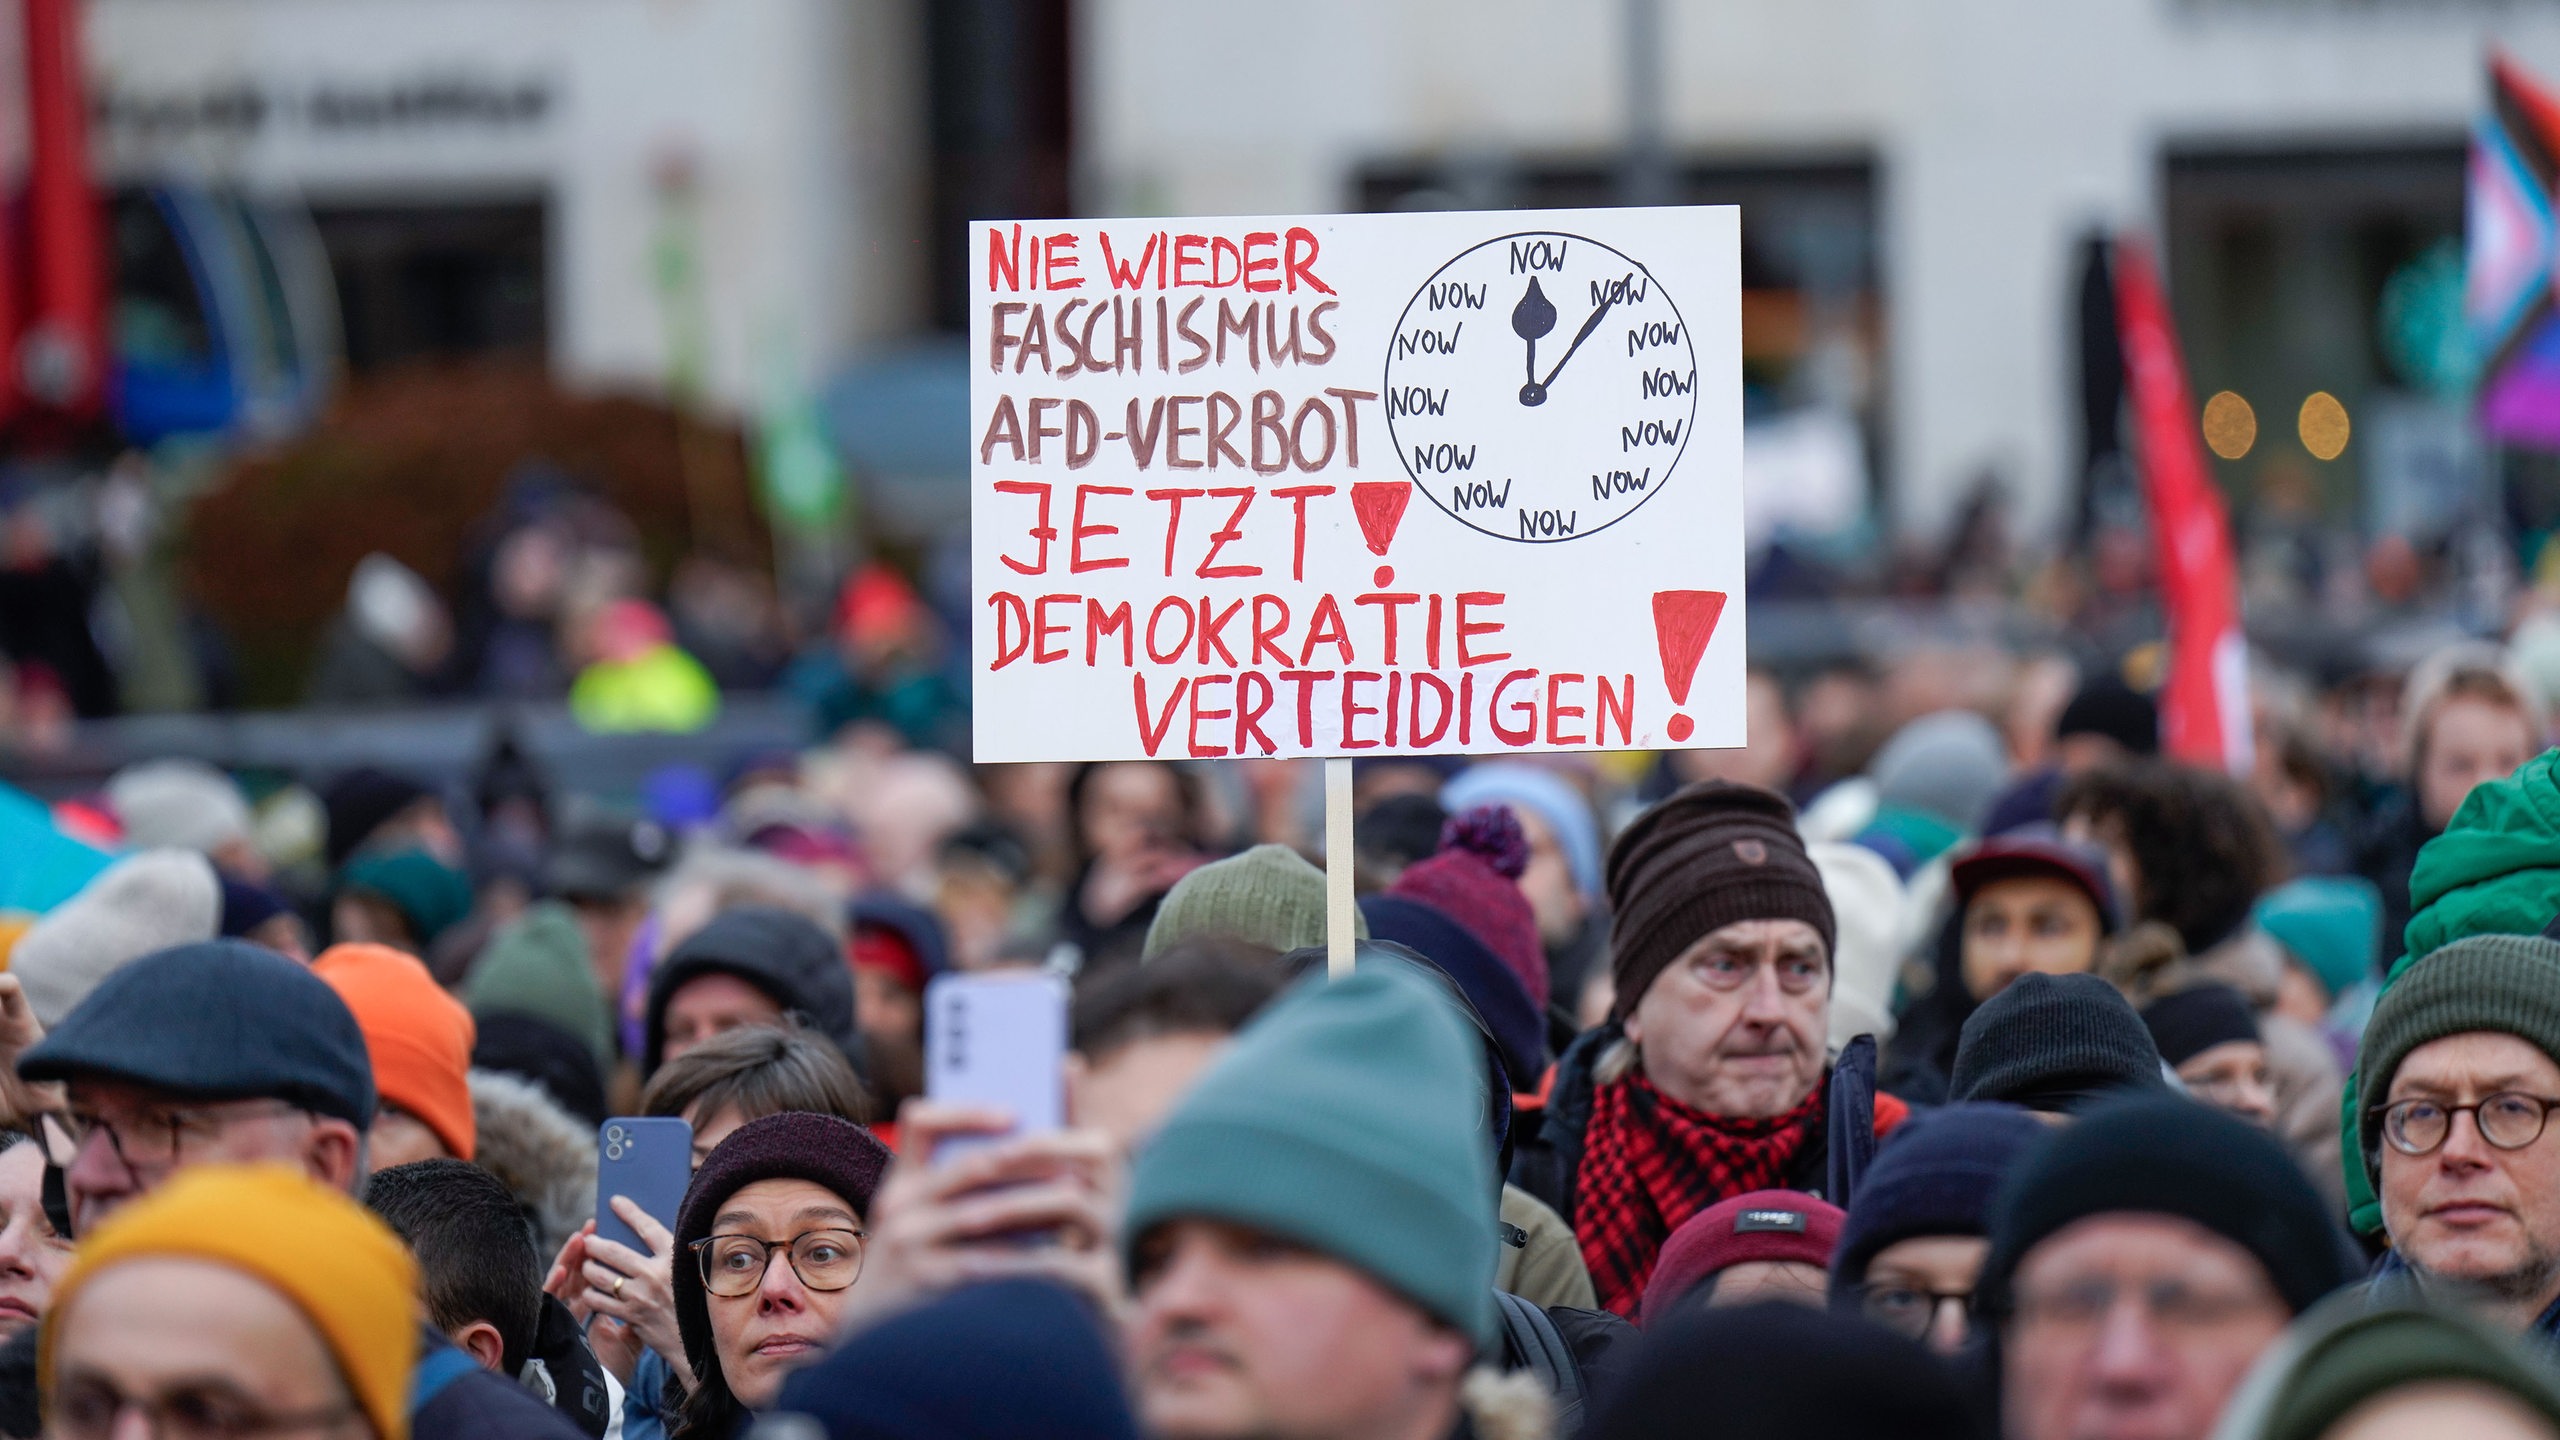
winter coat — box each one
[1508,1021,1901,1227]
[1879,911,1971,1107]
[2351,790,2429,966]
[2366,1249,2560,1348]
[1498,1185,1597,1311]
[2399,749,2560,965]
[414,1327,589,1440]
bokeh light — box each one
[2201,391,2257,460]
[2298,392,2351,460]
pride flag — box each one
[2471,53,2560,451]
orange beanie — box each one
[314,943,477,1159]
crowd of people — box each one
[8,619,2560,1439]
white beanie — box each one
[1812,840,1908,1052]
[106,759,252,856]
[10,850,222,1026]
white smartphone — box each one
[924,971,1069,1163]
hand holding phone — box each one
[924,972,1068,1164]
[595,1117,692,1254]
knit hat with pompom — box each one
[1388,806,1549,1012]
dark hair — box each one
[1071,938,1284,1059]
[1063,761,1205,868]
[362,1158,543,1375]
[640,1017,872,1126]
[2057,761,2282,953]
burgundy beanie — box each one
[1608,781,1835,1021]
[1388,806,1551,1012]
[1643,1188,1845,1322]
[674,1111,894,1395]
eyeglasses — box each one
[56,1100,305,1175]
[2010,1277,2279,1337]
[1855,1284,1975,1342]
[52,1374,359,1440]
[691,1228,867,1298]
[2382,1093,2560,1156]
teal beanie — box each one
[1141,844,1366,960]
[2254,876,2383,1001]
[1122,961,1498,1348]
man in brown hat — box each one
[1509,780,1906,1316]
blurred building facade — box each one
[87,0,926,410]
[1080,0,2560,548]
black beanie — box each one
[1588,1301,1976,1440]
[2141,984,2261,1068]
[1950,972,2169,1113]
[322,766,433,869]
[1977,1095,2360,1321]
[2055,675,2158,756]
[1607,781,1835,1021]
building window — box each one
[309,197,549,373]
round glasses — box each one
[691,1228,867,1298]
[2381,1093,2560,1156]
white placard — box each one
[970,206,1745,762]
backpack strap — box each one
[1496,1289,1586,1436]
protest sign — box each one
[971,206,1744,763]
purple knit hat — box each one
[1388,806,1550,1012]
[673,1111,894,1395]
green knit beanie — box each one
[1122,961,1498,1348]
[2240,1302,2560,1440]
[1141,844,1366,960]
[2351,934,2560,1205]
[463,901,615,1070]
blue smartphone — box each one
[925,972,1068,1163]
[595,1117,692,1256]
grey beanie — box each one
[12,850,223,1026]
[1950,972,2171,1113]
[1870,710,2009,833]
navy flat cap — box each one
[20,940,375,1126]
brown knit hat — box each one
[1608,781,1836,1020]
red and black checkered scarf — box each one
[1573,1069,1826,1316]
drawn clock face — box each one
[1382,230,1697,544]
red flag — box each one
[2114,239,2252,775]
[21,0,107,420]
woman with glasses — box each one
[667,1111,891,1440]
[1830,1102,2046,1356]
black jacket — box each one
[1508,1022,1877,1224]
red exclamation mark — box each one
[1652,590,1726,742]
[1350,482,1412,557]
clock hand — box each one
[1537,289,1620,392]
[1512,278,1557,406]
